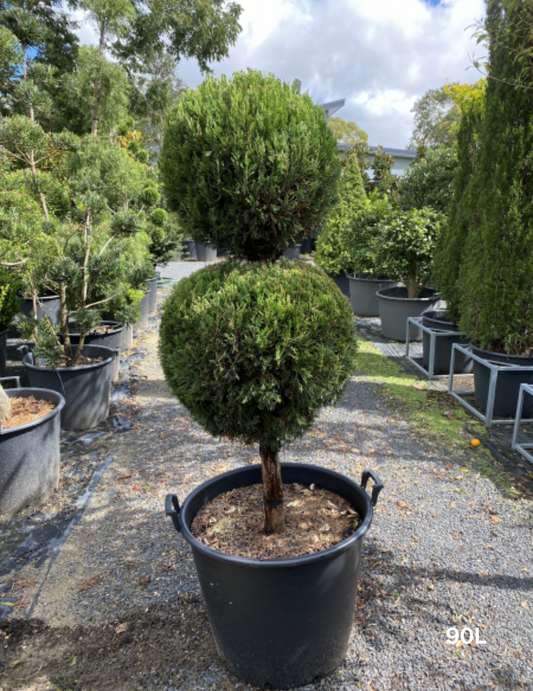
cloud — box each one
[75,0,486,148]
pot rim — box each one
[0,388,65,436]
[19,294,60,302]
[178,462,374,569]
[471,344,533,362]
[66,320,123,338]
[346,272,397,283]
[376,286,440,302]
[22,344,118,372]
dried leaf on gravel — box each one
[78,575,102,591]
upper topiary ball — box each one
[159,260,357,447]
[159,70,341,261]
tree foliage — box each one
[160,70,341,261]
[400,145,458,214]
[456,0,533,354]
[328,116,368,145]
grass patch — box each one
[354,338,529,499]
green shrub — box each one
[314,149,367,275]
[159,70,340,261]
[378,208,444,298]
[0,269,21,331]
[160,260,357,448]
[342,194,393,278]
[400,145,457,214]
[433,107,482,319]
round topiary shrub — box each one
[160,259,357,531]
[159,70,340,261]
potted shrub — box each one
[314,147,368,296]
[0,377,65,514]
[160,70,383,689]
[0,270,21,377]
[452,0,533,417]
[375,207,443,341]
[342,194,399,316]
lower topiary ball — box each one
[159,260,358,448]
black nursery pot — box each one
[165,463,383,690]
[20,344,118,430]
[147,276,158,314]
[63,321,123,382]
[421,310,473,375]
[19,295,61,326]
[0,330,7,377]
[472,346,533,418]
[0,381,65,514]
[326,271,351,297]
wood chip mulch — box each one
[191,482,362,560]
[53,356,104,368]
[0,396,55,430]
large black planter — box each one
[283,243,302,260]
[421,311,472,375]
[196,242,217,261]
[147,276,158,314]
[165,463,383,690]
[326,271,351,298]
[0,330,7,377]
[377,286,440,342]
[0,380,65,514]
[472,346,533,418]
[63,321,123,382]
[20,344,118,430]
[19,295,60,326]
[134,290,150,329]
[347,273,399,317]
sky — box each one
[75,0,487,149]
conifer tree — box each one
[456,0,533,354]
[314,149,367,275]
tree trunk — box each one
[407,284,419,299]
[259,441,285,534]
[59,282,72,363]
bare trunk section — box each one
[407,284,419,299]
[259,441,285,534]
[59,282,72,363]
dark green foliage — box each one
[0,268,21,330]
[456,0,533,354]
[145,209,183,266]
[342,194,394,278]
[408,86,459,150]
[370,146,399,200]
[433,107,482,319]
[378,208,444,298]
[159,70,341,261]
[314,149,367,274]
[400,146,458,214]
[159,260,357,447]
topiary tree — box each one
[314,148,368,275]
[0,268,20,331]
[159,70,356,535]
[159,69,340,261]
[377,208,444,298]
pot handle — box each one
[0,376,21,389]
[165,494,181,533]
[361,469,384,507]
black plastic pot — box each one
[347,273,399,317]
[421,311,473,375]
[0,377,65,514]
[63,321,123,382]
[183,240,198,261]
[299,237,316,255]
[147,276,158,314]
[165,463,383,690]
[472,346,533,418]
[20,344,118,430]
[377,286,440,342]
[134,290,150,329]
[19,295,60,326]
[196,242,217,261]
[326,271,351,298]
[121,323,133,350]
[0,330,7,377]
[283,243,302,260]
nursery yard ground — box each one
[1,273,532,691]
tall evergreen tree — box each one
[457,0,533,354]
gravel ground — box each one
[1,272,532,691]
